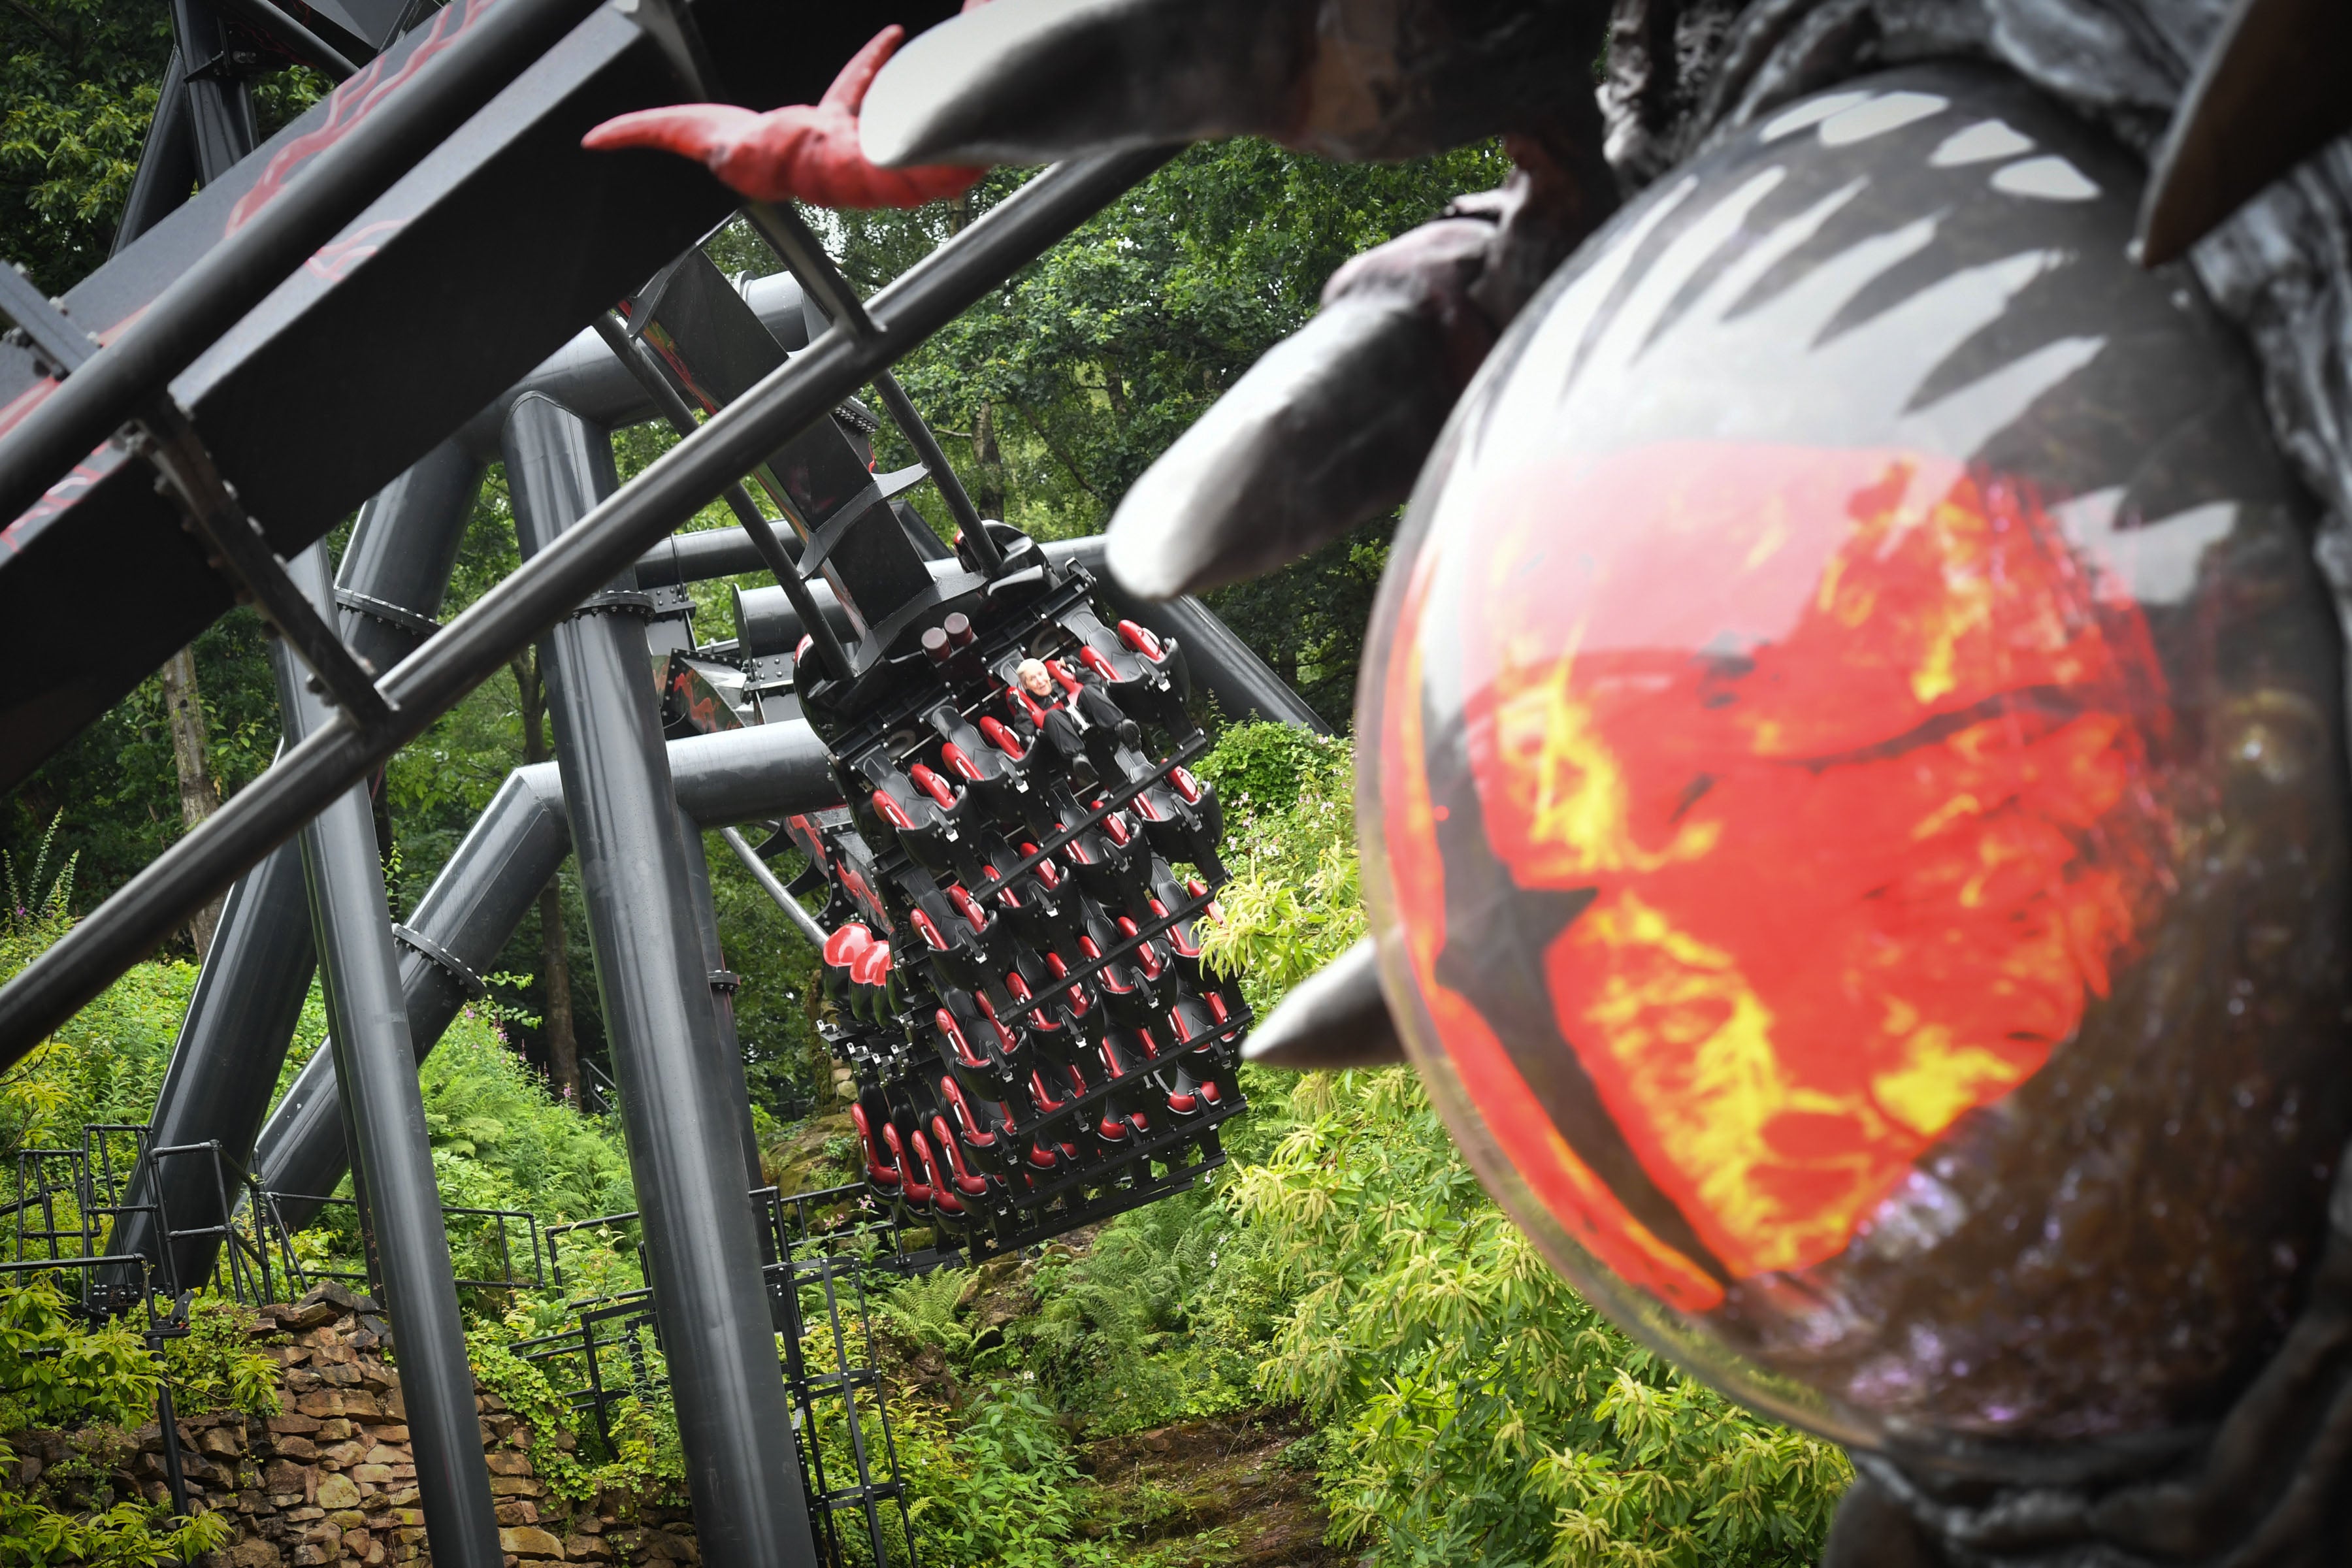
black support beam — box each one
[276,545,503,1568]
[502,393,815,1567]
[120,441,482,1289]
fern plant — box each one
[1,811,75,938]
[1188,726,1850,1567]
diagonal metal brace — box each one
[591,308,855,683]
[133,398,395,734]
[742,200,1004,575]
[0,262,97,380]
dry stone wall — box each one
[134,1283,700,1568]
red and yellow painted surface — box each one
[1380,442,2174,1305]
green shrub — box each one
[1013,1190,1258,1437]
[1194,722,1348,817]
[0,1495,232,1568]
[0,1279,234,1567]
[1194,724,1360,1017]
[1229,1069,1850,1567]
[0,830,196,1156]
[466,1324,685,1507]
[158,1298,280,1420]
[0,1279,154,1434]
[418,1009,636,1228]
[905,1383,1126,1568]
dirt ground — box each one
[1078,1411,1354,1568]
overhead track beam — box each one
[0,0,602,534]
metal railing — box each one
[0,1124,304,1312]
[766,1183,924,1568]
[0,1124,278,1523]
[514,1182,937,1567]
[263,1192,546,1298]
[1,1122,937,1564]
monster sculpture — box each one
[598,0,2352,1561]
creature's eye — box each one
[1362,63,2346,1464]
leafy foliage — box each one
[2,815,74,935]
[0,0,169,291]
[902,1384,1132,1568]
[157,1299,281,1422]
[1011,1192,1258,1437]
[0,1280,233,1567]
[466,1326,684,1507]
[1195,728,1852,1565]
[0,860,200,1162]
[1231,1068,1848,1567]
[416,1010,636,1227]
[0,1281,154,1433]
[1194,725,1362,1012]
[0,1494,231,1568]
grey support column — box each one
[129,442,482,1288]
[677,808,772,1205]
[259,764,570,1230]
[275,546,504,1568]
[253,720,837,1226]
[502,391,814,1568]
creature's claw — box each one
[583,25,982,210]
[1109,140,1608,600]
[1105,277,1467,600]
[585,102,763,168]
[862,0,1603,169]
[1241,939,1407,1072]
[2136,0,2352,265]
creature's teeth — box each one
[1105,295,1455,600]
[1242,939,1409,1072]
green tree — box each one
[737,137,1511,721]
[0,0,170,291]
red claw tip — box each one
[580,23,982,210]
[580,103,760,160]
